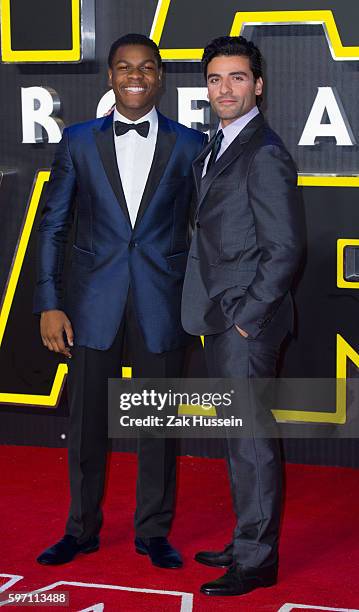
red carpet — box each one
[1,446,359,611]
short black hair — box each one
[108,33,162,69]
[202,35,262,81]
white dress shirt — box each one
[113,106,158,227]
[203,106,259,176]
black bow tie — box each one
[114,120,150,138]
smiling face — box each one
[108,44,162,120]
[206,55,263,127]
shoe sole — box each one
[200,579,277,597]
[135,547,183,569]
[195,557,233,568]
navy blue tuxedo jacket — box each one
[33,110,206,352]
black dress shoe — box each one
[200,563,277,596]
[135,536,183,569]
[195,543,233,568]
[37,535,99,565]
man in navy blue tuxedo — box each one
[34,33,206,567]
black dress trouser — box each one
[65,292,185,544]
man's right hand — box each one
[40,310,74,358]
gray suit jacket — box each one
[181,113,305,339]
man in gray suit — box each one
[182,36,305,596]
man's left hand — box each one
[235,325,248,338]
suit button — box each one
[129,241,138,248]
[196,221,201,228]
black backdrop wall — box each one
[1,0,359,466]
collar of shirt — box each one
[218,106,259,156]
[113,106,158,138]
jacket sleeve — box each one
[33,128,77,314]
[233,144,305,338]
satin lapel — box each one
[134,111,177,229]
[94,112,131,226]
[197,113,265,210]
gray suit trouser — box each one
[204,304,290,569]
